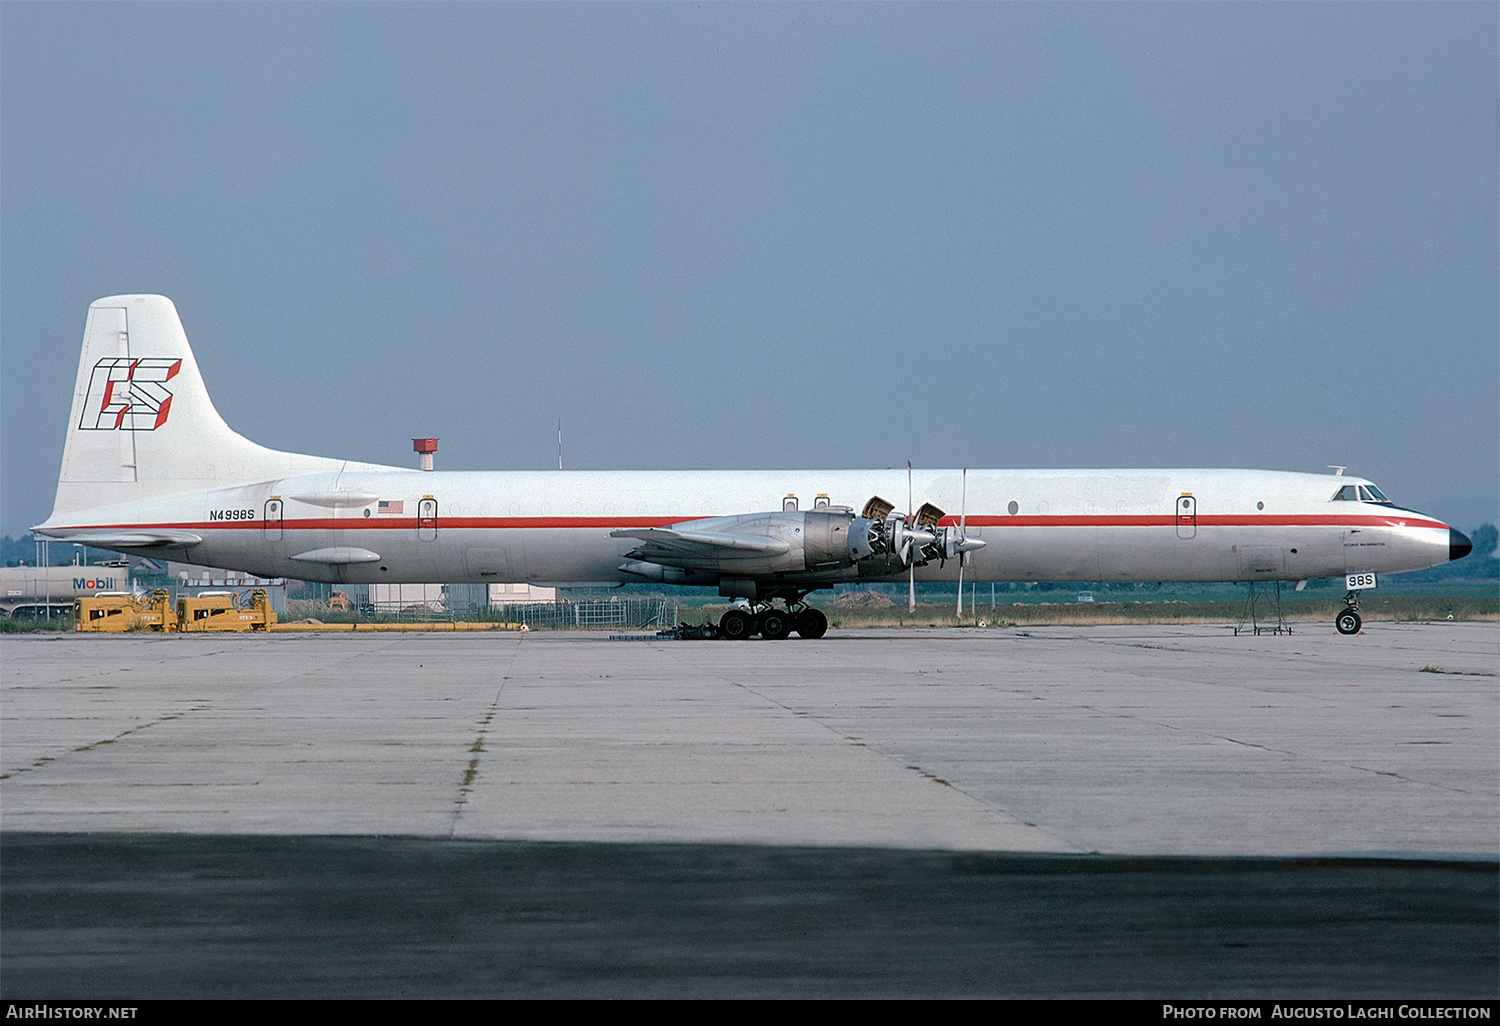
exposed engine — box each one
[612,496,983,590]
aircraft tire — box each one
[719,609,756,640]
[794,608,828,639]
[759,610,792,640]
[1335,610,1362,635]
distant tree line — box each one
[2,535,125,567]
[1471,523,1498,559]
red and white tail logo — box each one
[79,358,181,430]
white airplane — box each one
[34,295,1472,639]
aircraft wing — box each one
[609,526,790,562]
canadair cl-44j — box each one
[34,296,1472,639]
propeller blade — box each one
[956,557,964,617]
[906,456,918,609]
[957,468,967,618]
[960,468,967,534]
[907,461,916,612]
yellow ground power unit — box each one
[175,589,277,632]
[74,590,178,632]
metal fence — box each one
[347,595,679,629]
[366,601,458,622]
[490,598,678,630]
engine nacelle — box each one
[616,509,894,577]
[613,504,983,584]
[770,508,935,571]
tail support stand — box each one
[1235,580,1292,636]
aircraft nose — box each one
[1449,528,1472,562]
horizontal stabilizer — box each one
[34,528,202,548]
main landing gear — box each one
[718,600,828,640]
[1335,591,1362,635]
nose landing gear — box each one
[1336,591,1362,635]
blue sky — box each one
[3,2,1496,535]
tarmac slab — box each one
[3,623,1496,855]
[3,834,1495,999]
[4,624,1496,997]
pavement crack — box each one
[449,648,519,834]
[1077,703,1481,797]
[5,701,215,777]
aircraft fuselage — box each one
[42,466,1454,588]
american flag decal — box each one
[80,358,182,431]
[377,500,404,515]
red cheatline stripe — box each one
[951,514,1449,529]
[59,513,1451,532]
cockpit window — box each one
[1333,483,1395,505]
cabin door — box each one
[418,497,438,542]
[1175,494,1197,539]
[263,498,283,541]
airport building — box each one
[369,581,557,615]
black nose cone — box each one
[1450,529,1473,562]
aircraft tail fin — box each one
[46,295,357,520]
